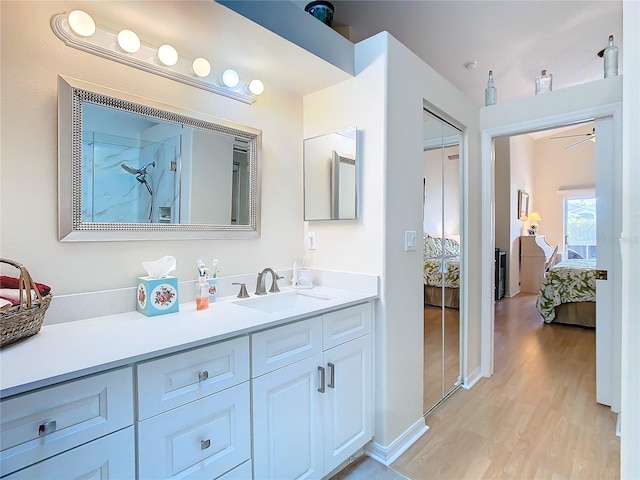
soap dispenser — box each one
[196,260,209,310]
[208,259,218,303]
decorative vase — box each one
[304,1,334,27]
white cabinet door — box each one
[252,353,324,480]
[3,427,135,480]
[323,335,373,473]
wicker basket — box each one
[0,258,52,348]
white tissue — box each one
[142,255,177,279]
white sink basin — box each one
[233,291,331,313]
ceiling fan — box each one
[549,127,596,149]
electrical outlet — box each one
[307,232,317,250]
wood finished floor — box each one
[392,293,620,480]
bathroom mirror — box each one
[58,76,261,241]
[304,127,358,221]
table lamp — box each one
[528,212,542,235]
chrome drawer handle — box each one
[198,370,209,382]
[318,366,325,393]
[201,439,211,450]
[38,420,57,436]
[327,362,335,389]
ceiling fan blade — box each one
[550,132,593,140]
[550,127,595,140]
[565,136,594,150]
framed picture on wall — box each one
[518,190,529,220]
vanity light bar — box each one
[51,12,262,105]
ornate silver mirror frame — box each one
[58,75,261,241]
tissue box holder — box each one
[136,276,179,316]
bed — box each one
[423,235,460,309]
[536,258,596,327]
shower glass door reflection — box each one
[422,109,462,414]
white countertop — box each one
[0,286,376,398]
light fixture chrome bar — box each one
[50,13,256,105]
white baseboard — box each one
[365,418,428,466]
[463,366,482,389]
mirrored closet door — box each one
[422,109,463,414]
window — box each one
[564,196,597,259]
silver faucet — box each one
[255,268,283,295]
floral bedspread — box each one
[536,259,596,322]
[423,257,460,289]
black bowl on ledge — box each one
[305,0,334,27]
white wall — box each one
[508,135,536,294]
[531,124,595,250]
[0,1,307,294]
[190,130,233,224]
[384,32,481,450]
[493,137,512,291]
[620,1,640,477]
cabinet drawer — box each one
[251,317,322,377]
[138,382,251,480]
[217,459,251,479]
[3,426,135,480]
[323,303,372,349]
[0,367,133,477]
[137,336,249,420]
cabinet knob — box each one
[201,439,211,450]
[198,370,209,382]
[38,420,57,436]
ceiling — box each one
[327,0,623,108]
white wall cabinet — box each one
[252,303,373,480]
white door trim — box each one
[480,103,622,412]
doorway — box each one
[481,105,622,413]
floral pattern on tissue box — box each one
[136,276,179,316]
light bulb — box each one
[157,44,178,66]
[117,29,140,54]
[192,58,211,77]
[68,10,96,37]
[221,69,240,88]
[248,79,264,96]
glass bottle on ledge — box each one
[604,34,618,78]
[485,70,497,106]
[535,69,552,94]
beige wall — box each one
[531,124,595,251]
[0,1,306,294]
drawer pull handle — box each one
[38,420,57,436]
[198,370,209,382]
[328,362,335,389]
[201,439,211,450]
[318,366,325,393]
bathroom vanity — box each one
[0,287,375,479]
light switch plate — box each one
[405,230,417,251]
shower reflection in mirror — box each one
[81,103,249,225]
